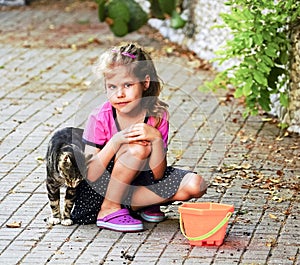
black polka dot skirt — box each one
[71,159,190,225]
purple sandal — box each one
[140,205,166,223]
[96,209,144,232]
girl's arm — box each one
[147,137,167,180]
[124,123,167,180]
[84,131,128,182]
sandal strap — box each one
[99,209,130,222]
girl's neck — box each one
[116,106,146,130]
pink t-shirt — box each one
[83,101,169,149]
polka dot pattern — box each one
[71,159,190,225]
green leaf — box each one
[107,0,130,23]
[250,108,259,116]
[244,57,257,67]
[262,30,272,42]
[230,10,244,22]
[234,87,244,98]
[279,92,289,107]
[265,46,278,58]
[261,55,274,67]
[258,90,271,111]
[98,0,106,22]
[124,0,148,32]
[235,65,251,80]
[170,10,186,29]
[257,61,271,74]
[243,8,254,20]
[251,83,259,96]
[110,18,128,37]
[269,42,280,51]
[279,50,289,65]
[243,78,253,96]
[253,34,263,45]
[253,70,267,86]
[158,0,176,16]
[244,35,254,48]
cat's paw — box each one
[61,218,73,226]
[47,217,61,225]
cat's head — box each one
[58,144,92,188]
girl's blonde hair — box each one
[95,43,169,127]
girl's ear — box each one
[143,75,150,90]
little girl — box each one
[71,43,207,232]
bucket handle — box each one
[179,212,233,241]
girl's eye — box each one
[107,85,116,90]
[124,83,133,88]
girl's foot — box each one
[140,205,166,223]
[96,209,144,232]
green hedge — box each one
[208,0,300,117]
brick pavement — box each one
[0,1,299,264]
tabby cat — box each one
[46,127,91,226]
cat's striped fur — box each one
[45,127,91,226]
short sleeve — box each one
[148,111,169,150]
[158,112,169,149]
[82,102,116,149]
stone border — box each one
[0,0,26,6]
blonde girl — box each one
[71,43,207,232]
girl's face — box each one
[105,65,149,115]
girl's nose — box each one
[116,87,125,97]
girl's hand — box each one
[124,123,162,143]
[111,129,151,146]
[111,130,130,147]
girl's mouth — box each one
[117,102,130,106]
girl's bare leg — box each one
[130,172,207,210]
[98,143,151,219]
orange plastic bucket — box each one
[178,202,234,246]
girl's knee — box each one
[127,142,151,160]
[184,173,207,198]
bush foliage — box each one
[96,0,300,118]
[210,0,300,116]
[96,0,186,37]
